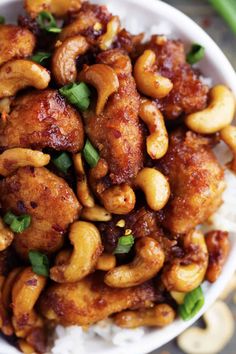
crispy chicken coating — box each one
[0,89,84,153]
[84,49,144,184]
[0,24,35,66]
[0,167,81,258]
[157,130,225,234]
[40,273,157,326]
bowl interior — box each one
[0,1,236,353]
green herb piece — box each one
[36,11,61,33]
[179,286,204,321]
[0,16,5,24]
[31,52,51,64]
[3,211,31,233]
[59,82,91,111]
[83,139,100,168]
[29,250,49,277]
[209,0,236,34]
[114,235,135,254]
[52,152,72,174]
[186,44,205,65]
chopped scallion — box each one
[59,82,91,111]
[186,44,205,65]
[36,11,61,33]
[179,286,204,321]
[31,52,51,64]
[114,235,135,254]
[3,211,31,233]
[209,0,236,34]
[29,250,49,277]
[52,152,72,174]
[83,139,100,168]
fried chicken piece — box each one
[0,167,81,258]
[0,90,84,153]
[40,273,157,326]
[145,36,209,119]
[0,24,35,67]
[157,130,225,234]
[84,49,144,184]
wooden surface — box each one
[151,1,236,354]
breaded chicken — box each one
[0,167,81,258]
[145,36,209,119]
[40,273,157,326]
[0,24,35,66]
[84,49,144,184]
[0,90,84,153]
[157,130,225,234]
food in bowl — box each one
[0,0,235,353]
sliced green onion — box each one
[29,250,49,277]
[0,16,5,24]
[83,139,100,168]
[209,0,236,34]
[31,52,51,64]
[3,211,31,233]
[36,11,61,33]
[179,286,204,321]
[59,82,91,111]
[186,44,205,65]
[52,152,72,174]
[114,235,135,254]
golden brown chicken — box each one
[157,130,225,234]
[0,89,84,153]
[40,273,157,326]
[0,167,81,258]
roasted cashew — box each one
[115,304,175,328]
[0,218,14,251]
[0,60,50,99]
[78,64,119,115]
[2,268,22,310]
[134,49,173,99]
[50,221,103,283]
[104,237,165,288]
[205,231,229,283]
[81,205,112,222]
[185,85,236,134]
[162,230,208,292]
[96,253,116,271]
[139,98,168,159]
[52,35,89,86]
[0,148,50,177]
[73,153,95,208]
[101,184,136,215]
[18,340,35,354]
[0,275,13,336]
[220,125,236,172]
[135,167,170,211]
[24,0,84,18]
[98,16,120,51]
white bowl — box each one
[0,1,236,353]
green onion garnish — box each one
[209,0,236,34]
[186,44,205,65]
[52,152,72,174]
[0,16,5,24]
[179,286,204,321]
[29,250,49,277]
[83,139,100,168]
[36,11,61,33]
[31,52,51,64]
[114,235,135,254]
[3,211,31,233]
[59,82,91,111]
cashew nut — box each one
[73,153,95,208]
[2,267,22,310]
[135,167,170,211]
[185,85,236,134]
[78,64,119,115]
[220,125,236,172]
[178,301,234,354]
[18,340,35,354]
[50,221,103,283]
[0,218,14,251]
[81,205,112,222]
[0,275,13,336]
[0,60,50,98]
[162,230,208,292]
[52,36,89,86]
[0,148,50,177]
[98,16,120,51]
[134,49,173,99]
[101,184,136,215]
[139,98,168,159]
[115,304,175,328]
[96,253,116,271]
[24,0,84,18]
[104,237,165,288]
